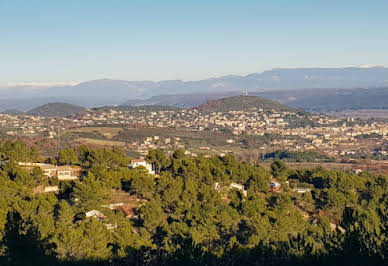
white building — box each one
[214,182,247,197]
[85,210,105,221]
[129,159,155,174]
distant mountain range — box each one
[250,87,388,112]
[1,67,388,112]
[122,87,388,112]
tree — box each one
[77,145,92,168]
[172,148,186,159]
[140,196,168,248]
[130,174,155,199]
[73,173,111,211]
[3,211,56,265]
[270,160,288,180]
[55,200,75,228]
[247,171,270,194]
[31,166,46,186]
[58,148,78,165]
[53,218,112,261]
[0,140,40,162]
[146,149,170,174]
[110,213,148,258]
[1,142,388,264]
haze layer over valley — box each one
[2,67,388,112]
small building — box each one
[214,182,247,197]
[230,183,248,197]
[28,163,81,181]
[129,159,155,174]
[44,186,59,193]
[57,166,81,181]
[40,164,58,178]
[101,203,124,210]
[292,187,312,193]
[270,179,281,191]
[85,210,105,221]
[352,169,363,174]
[33,185,59,194]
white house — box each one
[57,166,81,181]
[292,187,312,193]
[85,210,105,221]
[18,162,81,181]
[44,186,59,193]
[129,159,155,174]
[214,182,247,197]
[230,183,248,197]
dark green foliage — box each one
[58,148,78,165]
[264,150,334,162]
[271,160,288,180]
[73,173,111,211]
[0,141,387,265]
[146,149,170,174]
[195,96,294,113]
[0,140,40,162]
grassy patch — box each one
[75,137,126,147]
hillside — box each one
[194,95,294,113]
[26,102,86,117]
[1,109,24,115]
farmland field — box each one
[74,137,126,147]
[70,127,122,139]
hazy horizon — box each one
[0,65,386,87]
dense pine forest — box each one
[0,140,387,265]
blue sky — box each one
[1,0,388,85]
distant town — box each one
[1,96,388,163]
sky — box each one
[1,0,388,85]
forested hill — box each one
[0,141,387,265]
[194,95,295,113]
[26,102,86,117]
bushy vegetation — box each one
[0,141,387,265]
[195,96,294,113]
[263,150,334,162]
[354,133,383,139]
